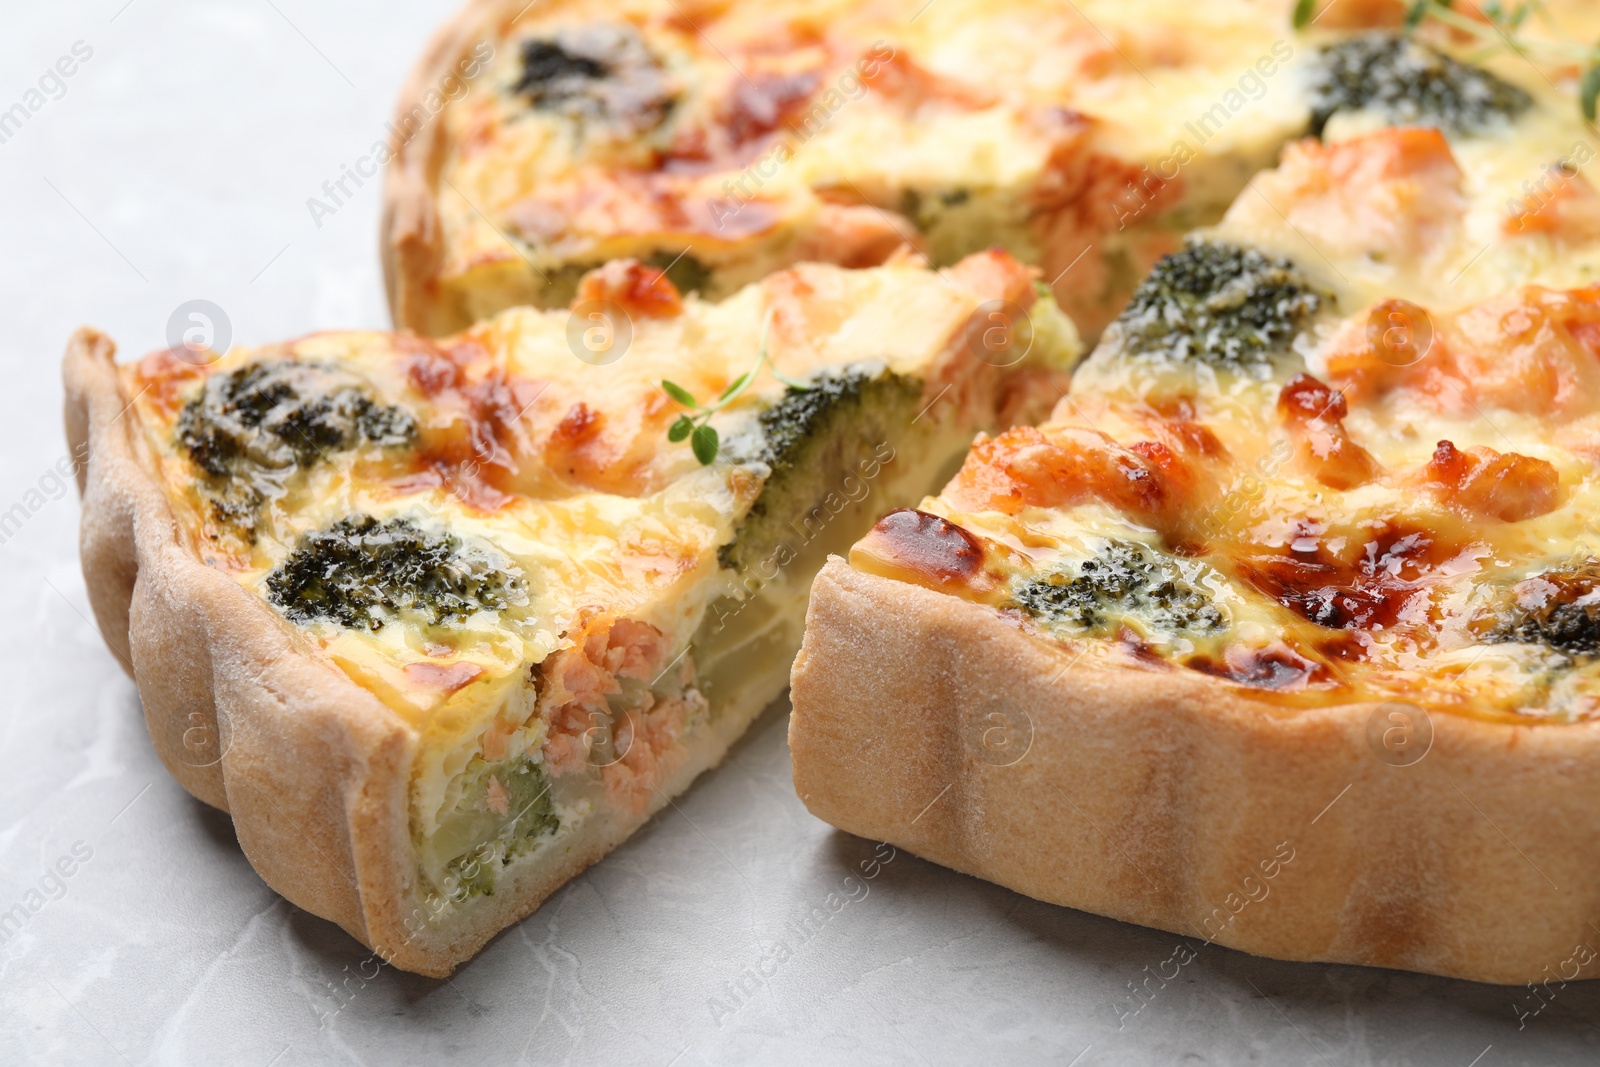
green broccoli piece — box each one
[1486,561,1600,657]
[899,187,973,231]
[441,755,560,901]
[511,26,673,130]
[176,360,416,537]
[515,39,607,101]
[1309,33,1532,138]
[1013,540,1225,637]
[718,370,921,573]
[746,372,889,471]
[265,515,525,632]
[1108,240,1329,371]
[178,360,415,473]
[534,251,711,309]
[644,250,712,296]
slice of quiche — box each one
[789,123,1600,984]
[65,252,1079,976]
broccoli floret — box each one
[1013,540,1225,637]
[1309,34,1532,138]
[265,515,525,632]
[895,186,1022,269]
[447,842,499,899]
[178,361,415,472]
[176,360,416,537]
[644,249,712,296]
[531,252,710,307]
[511,25,673,130]
[899,187,973,231]
[515,40,606,98]
[1486,562,1600,657]
[718,370,921,573]
[747,372,881,472]
[1107,240,1329,371]
[440,755,560,901]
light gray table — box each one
[2,3,1596,1063]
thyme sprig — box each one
[662,314,810,466]
[1293,0,1600,122]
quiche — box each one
[382,0,1600,341]
[383,0,1324,339]
[65,253,1079,976]
[789,120,1600,983]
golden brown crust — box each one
[65,327,420,960]
[790,557,1600,985]
[381,0,509,337]
[65,326,786,975]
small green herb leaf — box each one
[690,424,719,466]
[1583,61,1600,123]
[772,370,813,391]
[1404,0,1431,31]
[1292,0,1316,30]
[661,313,797,457]
[662,380,698,408]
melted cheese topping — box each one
[124,254,1080,894]
[419,0,1311,334]
[1224,103,1600,312]
[421,0,1600,337]
[859,114,1600,725]
[131,254,1076,725]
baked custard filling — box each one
[413,0,1326,337]
[410,0,1600,337]
[853,111,1600,726]
[123,254,1080,909]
